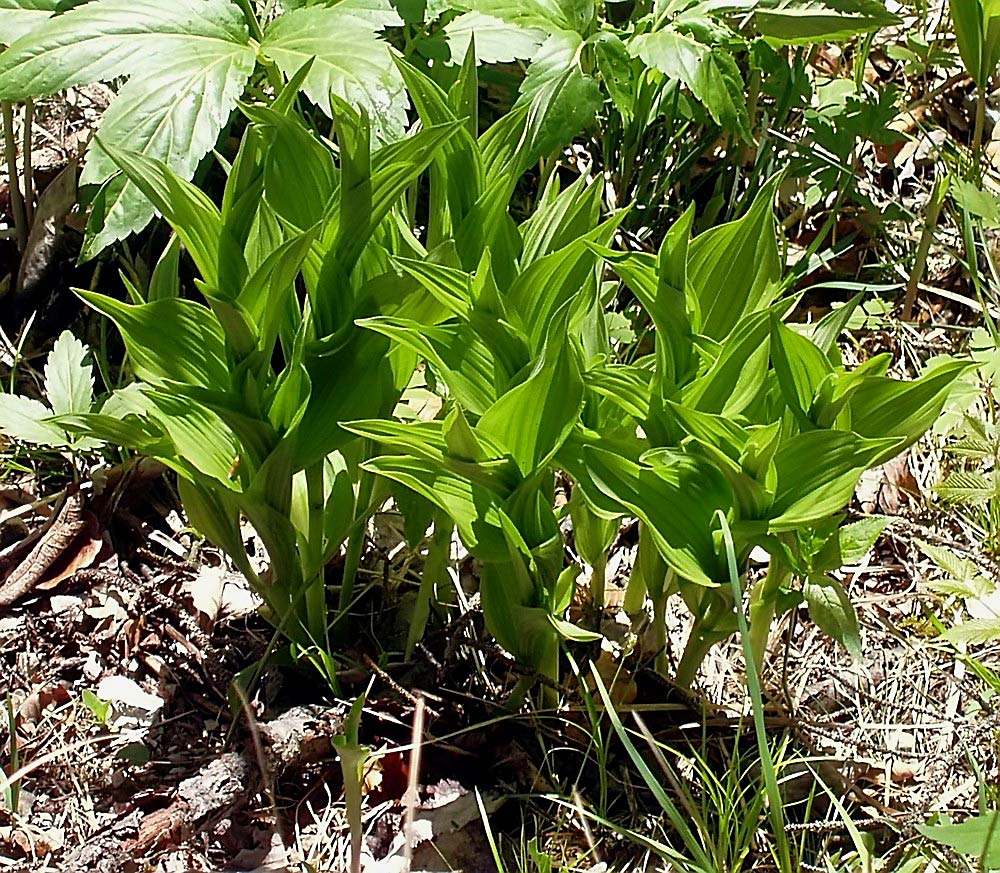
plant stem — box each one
[973,81,988,170]
[747,559,791,676]
[405,516,452,660]
[2,102,28,251]
[335,460,376,640]
[674,625,714,689]
[590,550,607,611]
[651,587,668,676]
[902,173,949,321]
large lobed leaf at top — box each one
[0,0,255,253]
[629,28,751,142]
[443,0,592,63]
[260,2,409,141]
[0,0,61,45]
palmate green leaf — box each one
[0,0,256,254]
[754,0,900,45]
[514,29,602,160]
[0,0,60,45]
[261,4,408,140]
[628,28,750,141]
[445,10,544,63]
[44,330,94,417]
[768,430,899,530]
[583,447,732,586]
[76,291,228,389]
[802,574,861,659]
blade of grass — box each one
[715,509,794,871]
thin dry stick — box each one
[21,99,33,223]
[402,695,425,873]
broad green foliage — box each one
[36,6,958,700]
[568,182,963,684]
[0,0,404,254]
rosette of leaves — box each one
[0,0,408,255]
[346,167,627,701]
[572,179,967,685]
[61,60,574,685]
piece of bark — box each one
[0,489,85,607]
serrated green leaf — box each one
[594,30,634,119]
[837,516,889,565]
[0,394,66,447]
[44,330,94,417]
[445,10,544,62]
[629,28,750,140]
[0,0,60,45]
[0,0,256,254]
[940,618,1000,645]
[935,470,999,505]
[261,5,408,140]
[916,538,992,594]
[515,29,602,159]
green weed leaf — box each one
[44,330,94,417]
[803,574,861,658]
